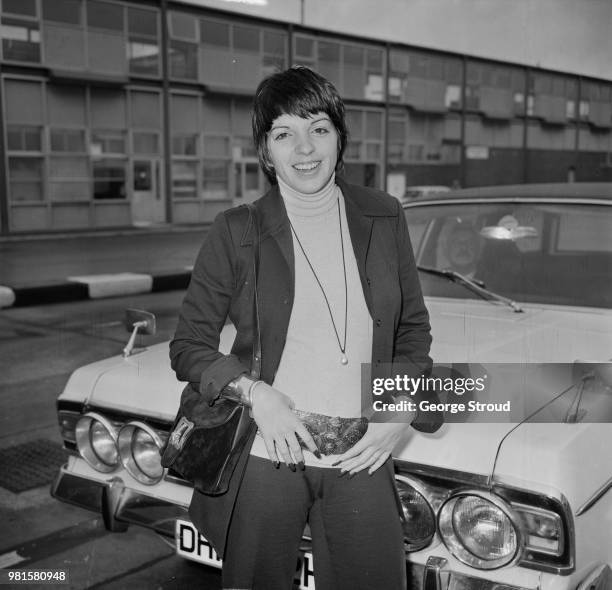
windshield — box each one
[405,202,612,309]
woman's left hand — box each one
[333,422,412,476]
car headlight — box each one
[438,491,522,569]
[75,412,120,473]
[395,476,436,551]
[117,421,166,485]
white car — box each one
[402,185,451,203]
[53,183,612,589]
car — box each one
[401,185,451,203]
[52,182,612,589]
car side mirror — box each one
[123,309,156,358]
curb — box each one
[0,271,192,309]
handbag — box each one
[160,205,261,496]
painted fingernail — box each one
[274,461,280,469]
[337,470,347,477]
[314,450,322,459]
[348,472,356,479]
[288,463,296,472]
[298,461,305,471]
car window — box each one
[553,207,612,252]
[405,202,612,309]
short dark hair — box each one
[252,66,348,185]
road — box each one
[0,292,223,589]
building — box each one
[1,0,611,234]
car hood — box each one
[62,300,612,505]
[395,298,612,507]
[426,297,612,364]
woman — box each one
[170,66,440,590]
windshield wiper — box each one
[417,265,523,313]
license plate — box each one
[176,519,316,589]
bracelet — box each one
[248,379,265,409]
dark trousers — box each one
[222,455,406,590]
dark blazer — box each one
[169,177,441,556]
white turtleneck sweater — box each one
[250,175,373,467]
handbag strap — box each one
[246,204,262,380]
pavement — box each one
[0,225,210,308]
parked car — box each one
[402,185,450,203]
[53,183,612,589]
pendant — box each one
[341,354,348,365]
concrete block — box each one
[68,273,153,299]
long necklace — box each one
[289,198,348,365]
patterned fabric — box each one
[293,409,368,455]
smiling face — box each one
[266,112,339,194]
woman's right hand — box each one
[250,382,320,469]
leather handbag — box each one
[160,205,261,496]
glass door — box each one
[131,159,165,225]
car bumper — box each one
[51,465,189,538]
[51,466,608,590]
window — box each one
[233,136,256,159]
[318,40,341,87]
[445,85,461,109]
[3,0,37,17]
[295,36,314,60]
[295,34,383,101]
[169,39,197,79]
[42,0,82,25]
[48,85,86,127]
[7,125,42,151]
[90,88,126,129]
[466,62,522,119]
[529,73,574,123]
[200,19,229,47]
[168,11,198,79]
[50,129,85,152]
[1,17,40,62]
[514,92,525,115]
[172,135,198,156]
[264,30,284,55]
[8,157,43,202]
[263,30,286,75]
[93,158,126,199]
[127,7,159,76]
[389,109,460,164]
[202,160,230,199]
[197,18,286,90]
[133,132,159,154]
[91,130,126,154]
[5,80,44,123]
[345,108,384,167]
[233,25,259,52]
[128,39,159,76]
[579,100,590,120]
[48,156,89,201]
[172,161,198,199]
[130,91,161,129]
[170,11,196,40]
[203,136,230,158]
[389,48,458,111]
[87,1,123,31]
